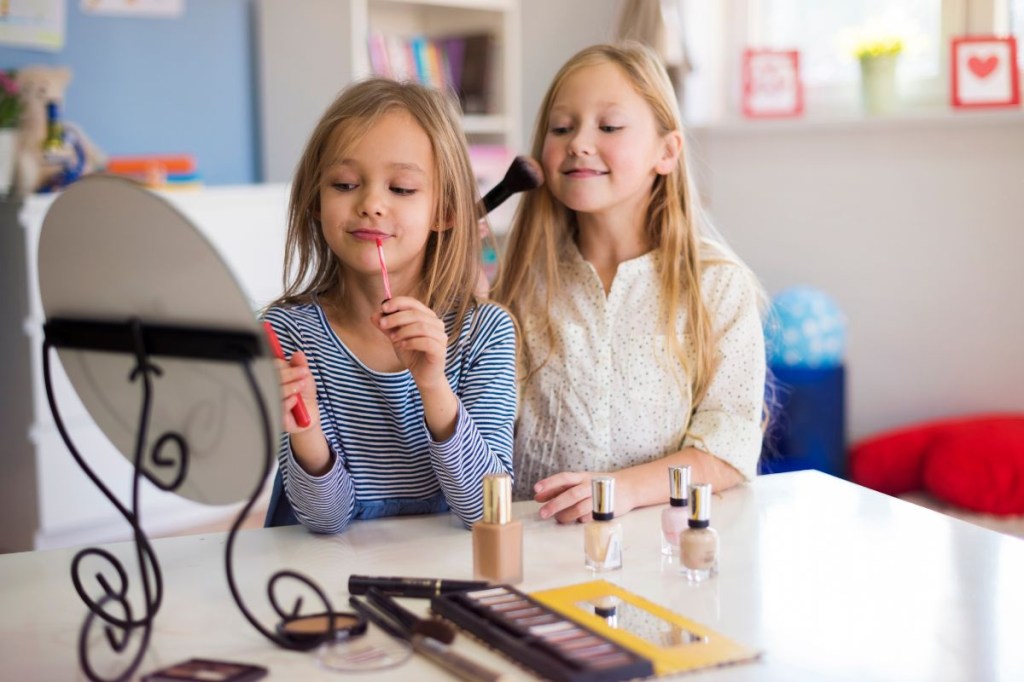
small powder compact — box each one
[276,610,368,649]
[141,658,267,682]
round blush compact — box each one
[276,611,367,649]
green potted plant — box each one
[0,69,22,195]
[854,37,903,115]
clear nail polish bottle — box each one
[584,477,622,572]
[660,465,691,556]
[680,483,718,582]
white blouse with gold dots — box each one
[513,242,766,501]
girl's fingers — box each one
[380,295,435,317]
[534,472,587,501]
[387,322,447,346]
[539,480,591,519]
[555,496,593,525]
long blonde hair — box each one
[494,42,760,412]
[269,78,481,336]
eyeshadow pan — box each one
[466,587,509,599]
[490,600,533,612]
[528,620,576,636]
[478,593,521,606]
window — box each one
[682,0,1023,124]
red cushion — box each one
[849,422,939,496]
[922,418,1024,515]
[847,411,1024,501]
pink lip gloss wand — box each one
[263,321,312,428]
[376,237,393,301]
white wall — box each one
[690,112,1024,441]
[520,0,622,149]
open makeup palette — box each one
[430,580,759,681]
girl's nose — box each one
[567,130,593,157]
[357,188,386,217]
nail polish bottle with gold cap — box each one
[661,465,691,556]
[584,476,623,572]
[472,473,523,584]
[680,483,718,582]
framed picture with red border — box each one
[950,36,1020,109]
[741,49,803,118]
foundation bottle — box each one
[680,483,718,582]
[584,477,623,572]
[660,465,691,556]
[472,473,523,584]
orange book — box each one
[106,154,196,175]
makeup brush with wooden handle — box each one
[365,587,455,644]
[477,156,544,217]
[350,595,506,682]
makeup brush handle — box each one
[479,184,512,214]
[365,587,420,631]
[413,635,507,682]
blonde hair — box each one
[494,42,762,414]
[269,78,481,336]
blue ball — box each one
[765,287,847,368]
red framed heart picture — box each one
[741,49,803,118]
[950,36,1020,109]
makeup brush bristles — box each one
[478,156,544,216]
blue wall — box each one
[0,1,257,185]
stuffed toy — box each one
[14,65,105,195]
[849,414,1024,515]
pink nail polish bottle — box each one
[660,465,691,556]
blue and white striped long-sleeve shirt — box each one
[263,300,516,533]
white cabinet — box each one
[0,184,290,552]
[256,0,522,188]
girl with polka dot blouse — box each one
[493,43,767,523]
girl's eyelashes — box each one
[547,122,624,135]
[326,181,418,196]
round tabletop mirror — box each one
[37,175,280,505]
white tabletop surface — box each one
[1,470,1022,681]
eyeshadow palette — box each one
[141,658,267,682]
[430,585,654,682]
[531,581,761,676]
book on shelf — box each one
[105,154,201,189]
[367,31,493,114]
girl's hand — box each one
[372,296,448,390]
[534,471,618,524]
[275,350,319,433]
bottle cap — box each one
[482,473,512,525]
[668,465,691,506]
[591,477,615,521]
[688,483,712,528]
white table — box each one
[1,470,1022,680]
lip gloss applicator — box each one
[375,238,393,301]
[263,322,312,428]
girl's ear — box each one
[431,212,456,232]
[654,130,684,175]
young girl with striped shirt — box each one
[263,78,516,533]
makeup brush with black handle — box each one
[349,596,506,682]
[477,156,544,217]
